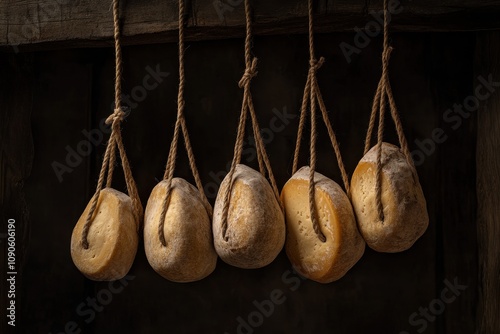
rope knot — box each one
[238,57,258,88]
[106,107,126,125]
[382,46,393,64]
[309,57,325,75]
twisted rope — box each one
[219,0,282,241]
[291,0,350,243]
[157,0,212,247]
[81,0,143,249]
[363,0,417,222]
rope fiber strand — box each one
[291,0,351,243]
[81,0,143,249]
[219,0,282,241]
[157,0,213,247]
[362,0,418,223]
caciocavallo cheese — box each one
[71,188,139,281]
[144,178,217,282]
[281,166,365,283]
[350,142,429,253]
[213,164,285,269]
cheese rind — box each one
[70,188,138,281]
[213,164,285,269]
[350,142,429,253]
[144,178,217,282]
[281,167,365,283]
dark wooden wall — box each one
[1,31,482,333]
[475,31,500,334]
[1,53,34,334]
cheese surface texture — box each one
[144,178,217,282]
[350,142,429,252]
[213,164,285,269]
[71,188,139,281]
[281,167,365,283]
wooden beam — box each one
[475,31,500,334]
[1,0,500,52]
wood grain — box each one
[0,53,34,334]
[431,32,478,334]
[1,0,500,51]
[475,30,500,334]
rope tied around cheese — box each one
[219,0,282,241]
[157,0,213,247]
[291,0,350,243]
[363,0,418,223]
[81,0,143,250]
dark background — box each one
[2,31,479,333]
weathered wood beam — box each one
[475,31,500,334]
[1,0,500,52]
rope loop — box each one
[220,0,282,241]
[291,0,350,243]
[157,0,213,247]
[81,0,143,249]
[363,0,417,223]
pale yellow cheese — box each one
[213,164,285,269]
[144,178,217,282]
[281,167,365,283]
[71,188,139,281]
[350,142,429,253]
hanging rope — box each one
[157,0,213,247]
[363,0,417,223]
[291,0,350,243]
[81,0,143,250]
[219,0,282,241]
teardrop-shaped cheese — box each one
[281,167,365,283]
[144,178,217,282]
[350,142,429,252]
[213,164,285,269]
[71,188,139,281]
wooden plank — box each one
[0,53,34,334]
[475,31,500,334]
[1,0,500,52]
[431,32,478,334]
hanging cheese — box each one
[71,188,139,281]
[350,142,429,253]
[281,167,365,283]
[144,178,217,282]
[213,164,285,269]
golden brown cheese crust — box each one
[350,142,429,252]
[71,188,138,281]
[213,164,285,269]
[281,167,365,283]
[144,178,217,282]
